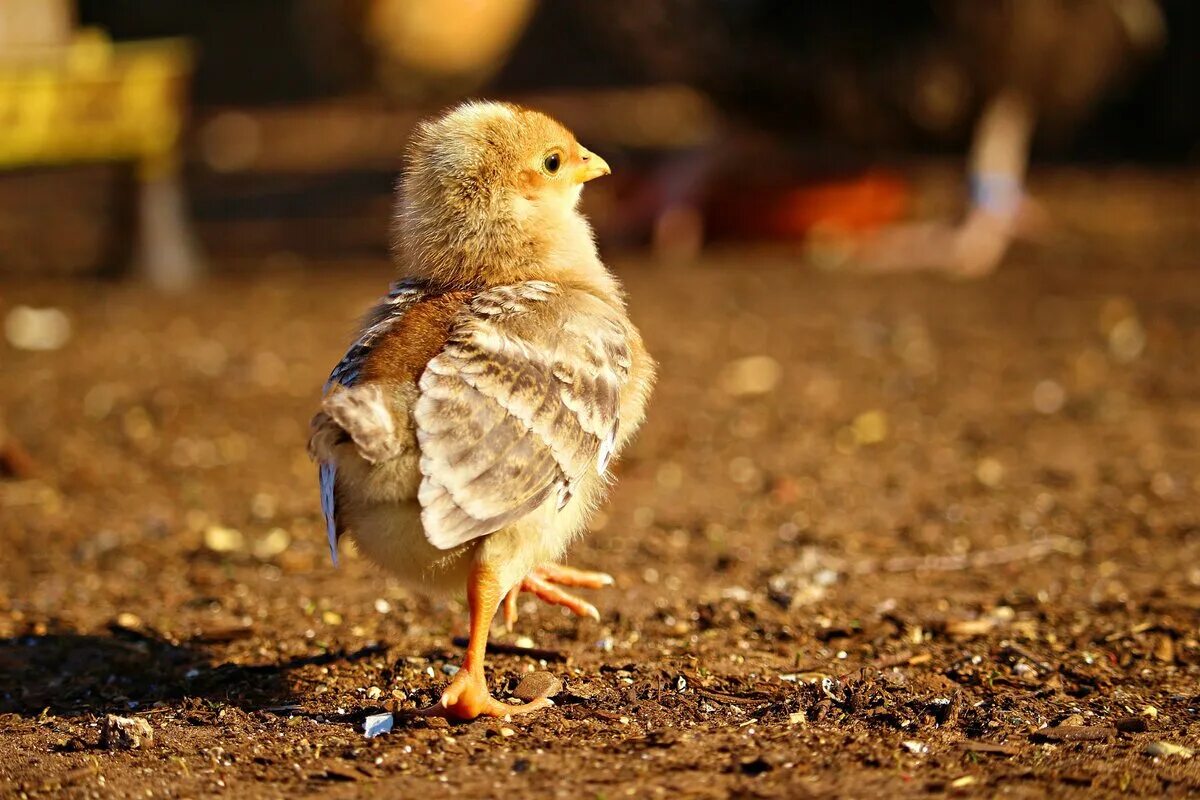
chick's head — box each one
[395,101,611,287]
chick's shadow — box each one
[0,625,384,718]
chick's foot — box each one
[414,560,552,721]
[503,563,614,630]
[416,668,552,721]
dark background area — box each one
[77,0,1200,161]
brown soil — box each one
[2,173,1199,798]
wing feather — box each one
[312,280,425,563]
[414,282,631,550]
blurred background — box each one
[3,3,1200,794]
[0,0,1196,283]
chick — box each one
[309,102,655,720]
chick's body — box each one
[309,102,653,719]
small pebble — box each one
[204,525,244,553]
[5,306,71,351]
[101,715,154,750]
[511,671,562,702]
[1115,716,1149,733]
[1032,379,1065,415]
[975,457,1005,488]
[718,355,781,397]
[253,527,291,559]
[114,612,143,629]
[1144,741,1193,759]
[851,410,888,445]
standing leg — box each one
[418,560,553,720]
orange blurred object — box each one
[711,172,910,239]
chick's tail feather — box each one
[318,461,340,567]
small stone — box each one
[902,740,928,754]
[1115,716,1149,733]
[718,355,782,397]
[100,715,154,750]
[366,686,383,700]
[5,306,71,351]
[1032,380,1065,415]
[944,618,995,637]
[975,457,1005,488]
[204,525,244,553]
[511,671,562,702]
[1144,741,1192,758]
[851,410,887,445]
[1108,317,1146,363]
[252,527,290,559]
[1152,634,1175,663]
[114,612,143,629]
[499,727,516,738]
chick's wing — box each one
[415,281,632,550]
[311,279,428,563]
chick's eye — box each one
[543,153,561,174]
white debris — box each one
[363,712,394,739]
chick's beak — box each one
[575,146,611,183]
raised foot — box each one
[503,563,615,631]
[414,668,552,721]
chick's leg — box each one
[420,561,552,720]
[503,563,614,631]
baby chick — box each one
[309,102,655,720]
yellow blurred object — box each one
[0,28,192,180]
[366,0,534,98]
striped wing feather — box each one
[414,282,631,550]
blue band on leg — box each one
[969,172,1024,219]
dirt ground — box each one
[2,172,1199,798]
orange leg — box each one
[503,563,614,631]
[418,562,552,720]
